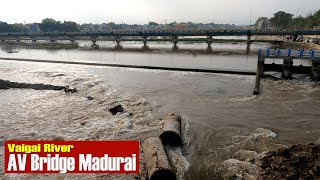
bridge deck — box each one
[1,30,320,38]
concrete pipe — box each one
[141,137,176,180]
[159,113,182,146]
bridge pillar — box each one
[246,31,252,54]
[311,60,320,81]
[142,38,149,50]
[173,40,178,46]
[207,36,213,48]
[143,38,147,46]
[91,39,99,49]
[246,35,252,54]
[253,57,265,95]
[172,35,179,49]
[207,45,212,52]
[69,36,75,43]
[114,35,122,46]
[142,35,148,47]
[116,39,121,46]
[246,42,252,54]
[282,57,293,79]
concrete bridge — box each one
[1,29,320,52]
[253,48,320,95]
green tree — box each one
[39,18,60,32]
[0,22,12,32]
[148,22,158,27]
[269,11,294,29]
[288,16,306,29]
[106,22,117,30]
[314,10,320,25]
[255,17,268,26]
[305,14,316,29]
[39,18,79,32]
[0,22,26,32]
[60,21,79,32]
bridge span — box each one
[1,29,319,52]
[1,29,320,38]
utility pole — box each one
[250,8,252,26]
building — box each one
[257,20,269,31]
[313,26,320,30]
[30,23,40,33]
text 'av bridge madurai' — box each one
[1,29,320,48]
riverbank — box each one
[220,141,320,179]
[254,35,320,50]
[281,41,320,50]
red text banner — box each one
[4,140,139,174]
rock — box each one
[87,96,94,100]
[109,105,125,115]
[80,121,87,126]
[64,86,77,93]
[0,79,66,90]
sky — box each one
[1,0,320,25]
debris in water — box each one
[80,121,87,126]
[87,96,94,100]
[141,137,176,180]
[109,104,125,115]
[6,51,18,53]
[0,79,65,91]
[64,86,77,93]
[159,113,183,146]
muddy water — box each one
[0,41,268,71]
[0,42,320,179]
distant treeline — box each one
[256,10,320,29]
[39,18,79,32]
[1,10,320,33]
[0,18,79,33]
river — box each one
[0,41,319,179]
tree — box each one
[148,22,158,27]
[255,17,268,26]
[288,16,306,29]
[0,22,12,32]
[60,21,79,32]
[314,10,320,25]
[39,18,60,32]
[39,18,79,32]
[305,14,316,29]
[106,22,117,30]
[0,22,26,32]
[269,11,294,29]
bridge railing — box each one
[258,48,320,58]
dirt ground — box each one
[259,143,320,180]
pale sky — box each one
[1,0,319,25]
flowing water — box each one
[0,41,320,179]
